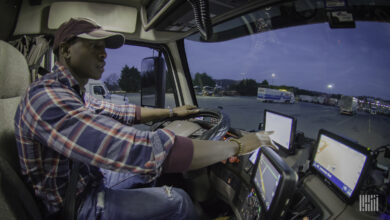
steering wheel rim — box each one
[150,108,230,141]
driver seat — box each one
[0,40,42,219]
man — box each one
[14,18,273,219]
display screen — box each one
[264,110,294,150]
[253,152,281,210]
[312,133,368,198]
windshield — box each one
[184,5,390,149]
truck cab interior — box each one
[1,0,389,219]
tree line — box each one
[104,64,174,93]
[104,65,140,92]
[193,72,270,96]
[192,72,342,97]
[104,67,341,98]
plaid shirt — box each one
[14,64,176,215]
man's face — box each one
[66,38,107,80]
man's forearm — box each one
[188,139,239,170]
[140,107,171,123]
[140,105,199,123]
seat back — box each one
[0,40,42,220]
[0,40,31,170]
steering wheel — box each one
[152,109,233,204]
[150,108,230,141]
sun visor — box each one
[48,2,137,34]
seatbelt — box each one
[62,161,81,220]
[62,86,86,220]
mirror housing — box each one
[258,122,264,130]
[140,55,166,108]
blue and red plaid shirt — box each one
[14,64,177,215]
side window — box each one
[93,86,105,96]
[101,44,175,107]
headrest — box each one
[0,40,30,99]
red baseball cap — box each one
[53,17,125,53]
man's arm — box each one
[85,93,198,124]
[140,105,199,123]
[188,131,274,170]
[84,93,141,125]
[162,130,274,172]
[188,139,238,170]
[28,83,177,179]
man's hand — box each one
[236,131,275,155]
[172,105,199,117]
[190,130,275,170]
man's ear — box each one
[59,42,71,60]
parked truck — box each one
[85,79,111,101]
[298,95,314,103]
[85,79,129,105]
[326,97,339,106]
[314,96,326,104]
[257,87,295,103]
[339,95,358,115]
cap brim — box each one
[77,29,125,49]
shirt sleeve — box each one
[84,92,141,125]
[163,136,194,173]
[25,82,173,179]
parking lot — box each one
[197,96,390,149]
[125,93,389,150]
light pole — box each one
[327,84,334,94]
[327,84,334,103]
[240,72,247,80]
[271,73,276,85]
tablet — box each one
[311,129,371,203]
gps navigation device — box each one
[264,110,297,155]
[252,146,298,219]
[311,129,371,204]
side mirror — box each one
[258,122,264,130]
[140,55,166,108]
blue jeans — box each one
[77,170,197,220]
[100,169,151,189]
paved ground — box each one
[123,93,389,150]
[196,96,390,149]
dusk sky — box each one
[104,21,390,100]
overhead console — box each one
[14,1,138,36]
[140,0,270,33]
[48,2,138,33]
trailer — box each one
[298,95,314,103]
[314,96,326,104]
[257,87,295,103]
[327,98,339,106]
[339,95,358,115]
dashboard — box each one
[205,132,384,220]
[159,109,389,220]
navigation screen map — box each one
[254,153,281,210]
[265,111,293,150]
[312,134,367,197]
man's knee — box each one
[166,187,197,220]
[162,186,187,203]
[171,187,189,203]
